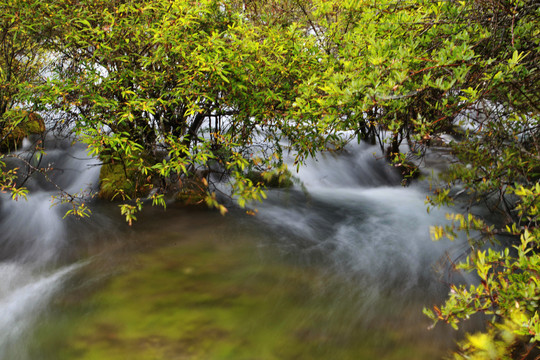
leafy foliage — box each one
[33,0,326,218]
[291,0,539,356]
[0,0,49,197]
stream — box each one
[0,140,475,359]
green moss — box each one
[29,225,453,360]
[24,111,46,134]
[174,176,208,205]
[98,162,151,200]
[396,160,421,186]
[246,169,294,188]
[0,110,45,152]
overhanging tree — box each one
[38,0,326,222]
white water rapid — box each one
[0,140,100,359]
[252,142,469,324]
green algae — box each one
[29,209,456,360]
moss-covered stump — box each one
[98,162,152,201]
[0,111,45,153]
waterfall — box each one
[0,138,100,357]
[0,262,83,360]
[251,142,468,321]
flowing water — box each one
[0,140,476,359]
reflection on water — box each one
[0,141,474,359]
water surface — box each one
[0,142,472,359]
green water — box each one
[26,205,459,360]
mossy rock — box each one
[23,111,46,133]
[0,110,45,152]
[174,176,209,206]
[396,160,421,186]
[246,169,294,188]
[98,162,152,201]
